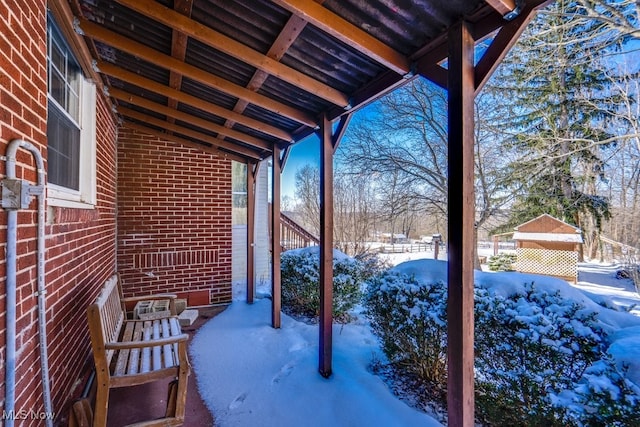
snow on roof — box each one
[513,231,584,243]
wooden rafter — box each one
[115,0,349,108]
[223,11,312,134]
[166,0,193,127]
[79,19,317,128]
[123,121,255,163]
[110,88,271,150]
[272,0,411,75]
[96,61,292,142]
[119,108,264,159]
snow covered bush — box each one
[365,260,640,426]
[280,247,369,322]
[474,283,606,426]
[487,253,517,271]
[565,356,640,426]
[364,271,448,389]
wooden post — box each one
[246,161,257,304]
[447,20,476,427]
[318,114,334,377]
[271,147,282,328]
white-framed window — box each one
[46,12,97,208]
[232,161,248,226]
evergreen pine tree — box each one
[489,0,626,257]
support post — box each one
[318,114,334,377]
[246,161,257,304]
[271,147,282,328]
[447,20,476,427]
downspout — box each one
[3,139,52,427]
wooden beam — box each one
[109,88,271,151]
[484,0,516,17]
[166,0,193,125]
[123,121,251,164]
[223,11,311,132]
[412,0,552,79]
[79,19,318,128]
[331,113,352,153]
[115,0,349,107]
[271,145,282,329]
[318,113,334,378]
[324,70,411,126]
[272,0,410,75]
[247,160,258,304]
[474,2,541,95]
[447,20,476,427]
[118,107,263,159]
[418,63,448,91]
[96,61,292,142]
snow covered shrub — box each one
[474,283,606,426]
[364,271,448,389]
[280,247,367,322]
[566,356,640,426]
[487,253,517,271]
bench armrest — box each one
[105,333,189,350]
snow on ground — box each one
[190,251,640,426]
[190,294,440,427]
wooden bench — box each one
[87,274,190,426]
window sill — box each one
[47,197,95,210]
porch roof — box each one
[63,0,550,162]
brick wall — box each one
[0,1,118,424]
[117,127,233,306]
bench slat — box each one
[152,320,162,371]
[128,321,145,375]
[114,321,135,376]
[141,321,152,373]
[161,318,173,368]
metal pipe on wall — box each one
[3,139,52,427]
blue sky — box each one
[281,134,319,200]
[280,104,378,200]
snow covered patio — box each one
[187,259,640,426]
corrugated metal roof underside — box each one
[76,0,518,160]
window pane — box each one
[48,16,81,122]
[233,194,247,225]
[67,61,81,120]
[50,39,65,77]
[232,162,247,193]
[47,100,80,190]
[50,69,65,108]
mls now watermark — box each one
[3,409,55,421]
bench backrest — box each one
[87,275,125,367]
